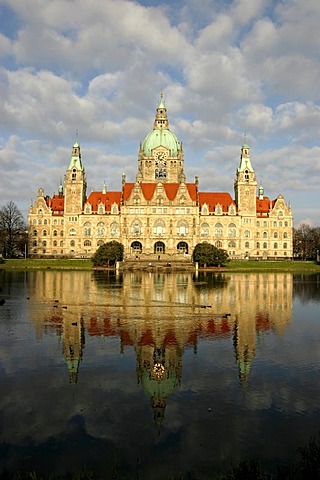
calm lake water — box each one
[0,269,319,479]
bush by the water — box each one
[91,241,124,268]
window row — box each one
[32,218,64,226]
[257,220,289,227]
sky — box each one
[0,0,319,226]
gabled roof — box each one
[46,194,64,214]
[256,196,274,216]
[86,191,121,213]
[123,182,198,202]
[198,192,235,213]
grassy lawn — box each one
[224,259,320,273]
[1,258,319,273]
[0,258,93,270]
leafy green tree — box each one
[0,201,27,258]
[92,241,124,267]
[192,242,229,267]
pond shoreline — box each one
[1,258,320,273]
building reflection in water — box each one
[28,270,293,422]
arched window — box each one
[60,230,64,236]
[274,232,278,238]
[201,204,209,215]
[256,232,260,238]
[134,196,140,205]
[110,222,119,237]
[214,222,223,237]
[263,231,267,238]
[33,219,37,225]
[42,241,47,247]
[84,203,92,214]
[111,203,119,215]
[257,242,260,248]
[72,169,76,180]
[70,240,75,247]
[53,241,57,247]
[274,242,278,249]
[98,203,105,215]
[200,223,209,237]
[244,230,250,238]
[215,240,223,248]
[83,221,91,236]
[245,241,250,248]
[283,232,288,238]
[44,219,48,225]
[273,221,277,227]
[131,220,142,236]
[42,230,47,237]
[84,240,91,247]
[284,221,288,227]
[263,242,267,249]
[154,220,165,236]
[228,204,236,215]
[53,230,58,236]
[283,242,287,249]
[215,204,222,215]
[228,241,236,248]
[177,220,188,236]
[70,228,76,236]
[97,222,105,236]
[228,223,236,237]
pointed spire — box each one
[68,134,83,171]
[102,181,107,194]
[243,131,247,147]
[154,93,169,130]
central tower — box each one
[137,94,185,183]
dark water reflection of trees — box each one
[293,273,320,303]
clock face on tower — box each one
[156,151,166,165]
[155,152,167,179]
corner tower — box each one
[138,94,185,183]
[234,142,257,216]
[64,139,87,214]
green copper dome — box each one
[142,94,181,157]
[142,129,181,156]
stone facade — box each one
[28,96,293,260]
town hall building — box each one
[28,95,293,260]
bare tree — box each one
[0,201,27,258]
[293,224,320,260]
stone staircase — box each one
[121,253,195,271]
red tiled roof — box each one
[198,192,235,213]
[123,182,198,202]
[46,194,64,214]
[86,191,121,213]
[256,196,272,216]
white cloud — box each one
[0,0,319,225]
